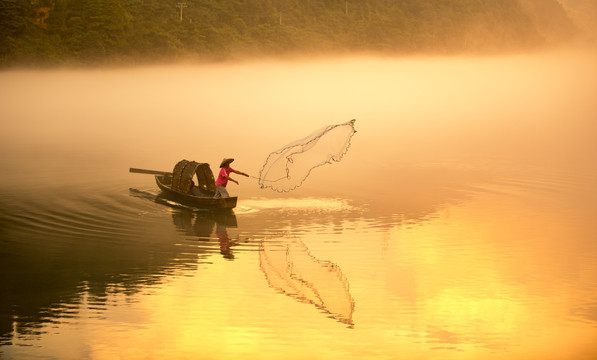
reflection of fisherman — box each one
[214,158,249,199]
[216,222,234,259]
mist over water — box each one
[2,49,596,217]
[2,50,596,187]
[1,50,597,359]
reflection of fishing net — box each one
[259,238,355,326]
[258,119,356,192]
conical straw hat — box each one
[219,158,234,168]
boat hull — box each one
[155,175,237,210]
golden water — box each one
[1,50,596,359]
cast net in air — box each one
[258,119,356,192]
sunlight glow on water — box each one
[3,175,596,359]
[240,197,354,211]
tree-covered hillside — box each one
[559,0,597,42]
[0,0,577,67]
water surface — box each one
[1,51,596,359]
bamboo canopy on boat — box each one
[171,160,216,195]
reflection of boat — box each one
[131,160,237,210]
[260,238,355,326]
[171,210,239,259]
[171,210,237,237]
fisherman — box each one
[214,158,249,198]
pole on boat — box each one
[129,168,172,176]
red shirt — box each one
[215,166,234,187]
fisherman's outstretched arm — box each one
[232,169,249,177]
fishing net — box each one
[258,119,356,192]
[259,238,355,325]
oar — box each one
[129,168,172,176]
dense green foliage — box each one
[0,0,571,67]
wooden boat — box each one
[155,173,237,210]
[130,160,237,210]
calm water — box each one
[1,51,597,359]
